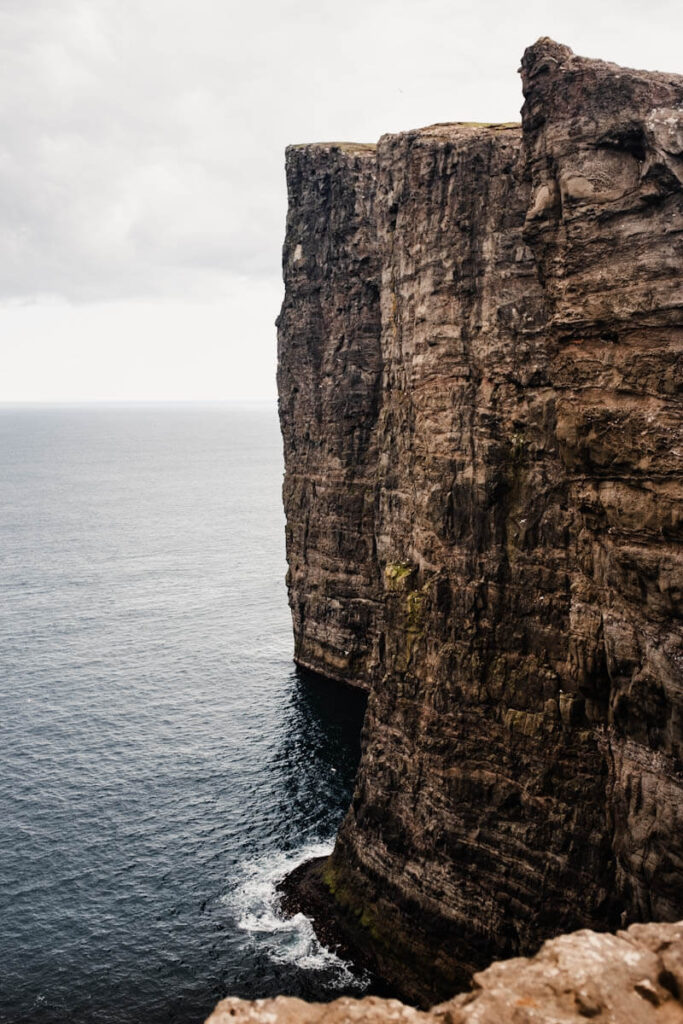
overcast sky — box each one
[1,0,681,401]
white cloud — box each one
[0,279,283,401]
[0,0,680,397]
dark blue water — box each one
[0,404,367,1024]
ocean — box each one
[0,403,368,1024]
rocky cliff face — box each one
[206,921,683,1024]
[278,142,382,688]
[277,39,683,1005]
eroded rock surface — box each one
[206,921,683,1024]
[277,142,382,688]
[277,39,683,1005]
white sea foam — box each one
[228,840,369,989]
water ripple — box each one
[0,405,367,1024]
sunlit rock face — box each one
[278,39,683,1005]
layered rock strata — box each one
[277,39,683,1004]
[206,920,683,1024]
[277,142,382,688]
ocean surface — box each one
[0,404,368,1024]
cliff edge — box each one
[207,920,683,1023]
[277,39,683,1005]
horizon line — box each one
[0,397,278,407]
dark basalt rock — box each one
[277,40,683,1007]
[277,142,383,690]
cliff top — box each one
[380,121,520,145]
[288,38,683,162]
[287,123,521,162]
[286,141,377,153]
[522,35,683,84]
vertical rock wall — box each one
[277,40,683,1005]
[278,143,383,687]
[521,40,683,923]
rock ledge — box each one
[206,921,683,1023]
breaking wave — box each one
[228,840,369,990]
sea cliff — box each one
[277,39,683,1006]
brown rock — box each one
[206,922,683,1024]
[277,40,683,1005]
[277,142,382,689]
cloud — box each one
[0,0,289,300]
[0,0,680,304]
[1,282,284,401]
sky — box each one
[1,0,681,402]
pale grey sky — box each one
[1,0,681,401]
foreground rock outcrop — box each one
[207,920,683,1023]
[278,39,683,1005]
